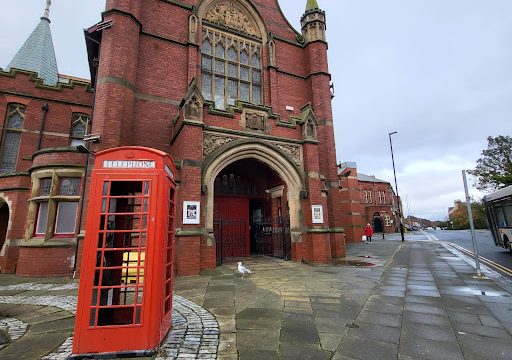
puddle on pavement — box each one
[345,322,360,328]
[332,259,376,267]
[452,286,510,297]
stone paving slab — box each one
[0,240,511,359]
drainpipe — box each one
[72,57,100,278]
[37,103,49,150]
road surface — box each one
[425,229,512,280]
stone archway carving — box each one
[196,0,269,43]
[203,141,304,241]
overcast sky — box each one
[1,0,511,220]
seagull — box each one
[237,261,252,278]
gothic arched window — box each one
[0,104,25,174]
[201,26,262,110]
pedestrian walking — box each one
[364,223,374,242]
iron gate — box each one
[214,211,291,266]
[254,217,291,260]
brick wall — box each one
[16,245,75,277]
[1,0,348,275]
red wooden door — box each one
[215,198,250,257]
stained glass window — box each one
[228,46,237,61]
[240,67,249,81]
[215,60,225,74]
[202,38,212,55]
[228,80,238,105]
[59,178,81,196]
[214,76,225,109]
[240,50,249,65]
[0,104,25,174]
[215,43,225,58]
[201,73,212,101]
[252,51,261,67]
[201,27,263,109]
[40,178,52,196]
[202,56,212,71]
[240,83,250,102]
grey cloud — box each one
[1,0,510,219]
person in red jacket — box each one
[364,223,374,242]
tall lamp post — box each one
[389,131,405,242]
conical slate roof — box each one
[7,17,59,86]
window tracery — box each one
[201,26,262,109]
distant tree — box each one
[468,136,512,191]
[450,200,487,230]
[433,220,451,229]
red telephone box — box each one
[72,147,177,357]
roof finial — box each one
[43,0,51,18]
[306,0,320,11]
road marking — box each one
[420,230,439,241]
[447,243,512,277]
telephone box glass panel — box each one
[89,180,150,327]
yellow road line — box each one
[448,243,512,276]
[450,244,512,275]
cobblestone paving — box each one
[41,336,73,360]
[0,289,219,360]
[0,295,77,313]
[0,283,78,291]
[0,318,28,350]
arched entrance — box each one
[213,159,289,263]
[203,141,304,265]
[373,212,383,233]
[0,201,9,254]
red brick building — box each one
[339,162,400,238]
[0,9,93,276]
[0,0,348,277]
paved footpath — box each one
[1,239,512,359]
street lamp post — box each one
[389,131,405,242]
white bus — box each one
[483,185,512,252]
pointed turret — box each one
[306,0,319,11]
[6,1,59,85]
[301,0,326,43]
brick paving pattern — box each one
[0,284,219,359]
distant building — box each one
[338,162,400,238]
[406,215,433,229]
[448,200,464,221]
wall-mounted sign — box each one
[103,160,156,169]
[312,205,324,224]
[183,201,200,224]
